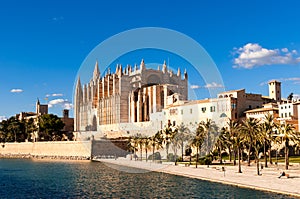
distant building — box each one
[268,80,281,102]
[162,97,234,131]
[74,60,188,138]
[245,103,279,121]
[16,99,74,140]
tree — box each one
[176,124,192,161]
[131,134,141,161]
[276,122,299,170]
[226,119,243,173]
[163,125,177,160]
[215,128,226,164]
[137,135,144,161]
[7,116,22,142]
[261,113,276,167]
[150,131,163,162]
[241,118,262,175]
[144,136,151,162]
[200,119,218,156]
[190,124,206,168]
[38,114,65,141]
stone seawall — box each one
[0,141,91,159]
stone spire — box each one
[128,64,132,74]
[134,64,138,71]
[115,64,119,74]
[140,59,145,71]
[93,60,100,80]
[177,68,181,77]
[37,98,40,105]
[184,69,188,80]
[162,60,167,73]
[76,76,82,90]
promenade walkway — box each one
[98,158,300,197]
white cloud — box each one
[282,77,300,83]
[204,82,224,88]
[52,93,63,97]
[10,88,23,93]
[46,93,63,97]
[52,16,64,21]
[48,99,73,110]
[233,43,300,69]
[260,77,300,86]
[293,94,300,100]
[0,116,7,122]
[190,82,224,89]
[190,85,201,89]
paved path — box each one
[98,158,300,198]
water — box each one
[0,159,294,198]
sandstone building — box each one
[74,60,188,137]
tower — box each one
[36,98,40,115]
[74,77,83,131]
[268,80,281,102]
[36,98,48,116]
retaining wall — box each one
[0,141,91,157]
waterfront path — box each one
[99,158,300,197]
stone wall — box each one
[0,141,91,158]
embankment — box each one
[0,141,91,159]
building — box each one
[162,97,234,131]
[74,60,188,138]
[16,99,48,121]
[278,101,299,131]
[75,59,296,140]
[245,103,279,121]
[268,80,281,102]
[16,99,74,140]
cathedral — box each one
[74,59,188,137]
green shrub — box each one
[167,153,179,162]
[148,152,161,160]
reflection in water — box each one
[0,159,294,198]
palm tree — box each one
[276,122,299,170]
[241,118,262,175]
[151,131,163,162]
[261,113,275,167]
[227,119,243,173]
[137,136,144,161]
[216,128,226,164]
[163,125,177,160]
[200,119,218,156]
[132,134,141,161]
[144,136,151,162]
[127,136,135,160]
[190,124,206,168]
[176,124,191,161]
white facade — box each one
[279,102,298,120]
[245,103,279,121]
[162,97,233,131]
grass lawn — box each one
[271,156,300,163]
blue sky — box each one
[1,0,300,120]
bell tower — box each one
[268,80,281,102]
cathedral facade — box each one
[74,59,188,137]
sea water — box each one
[0,159,294,198]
